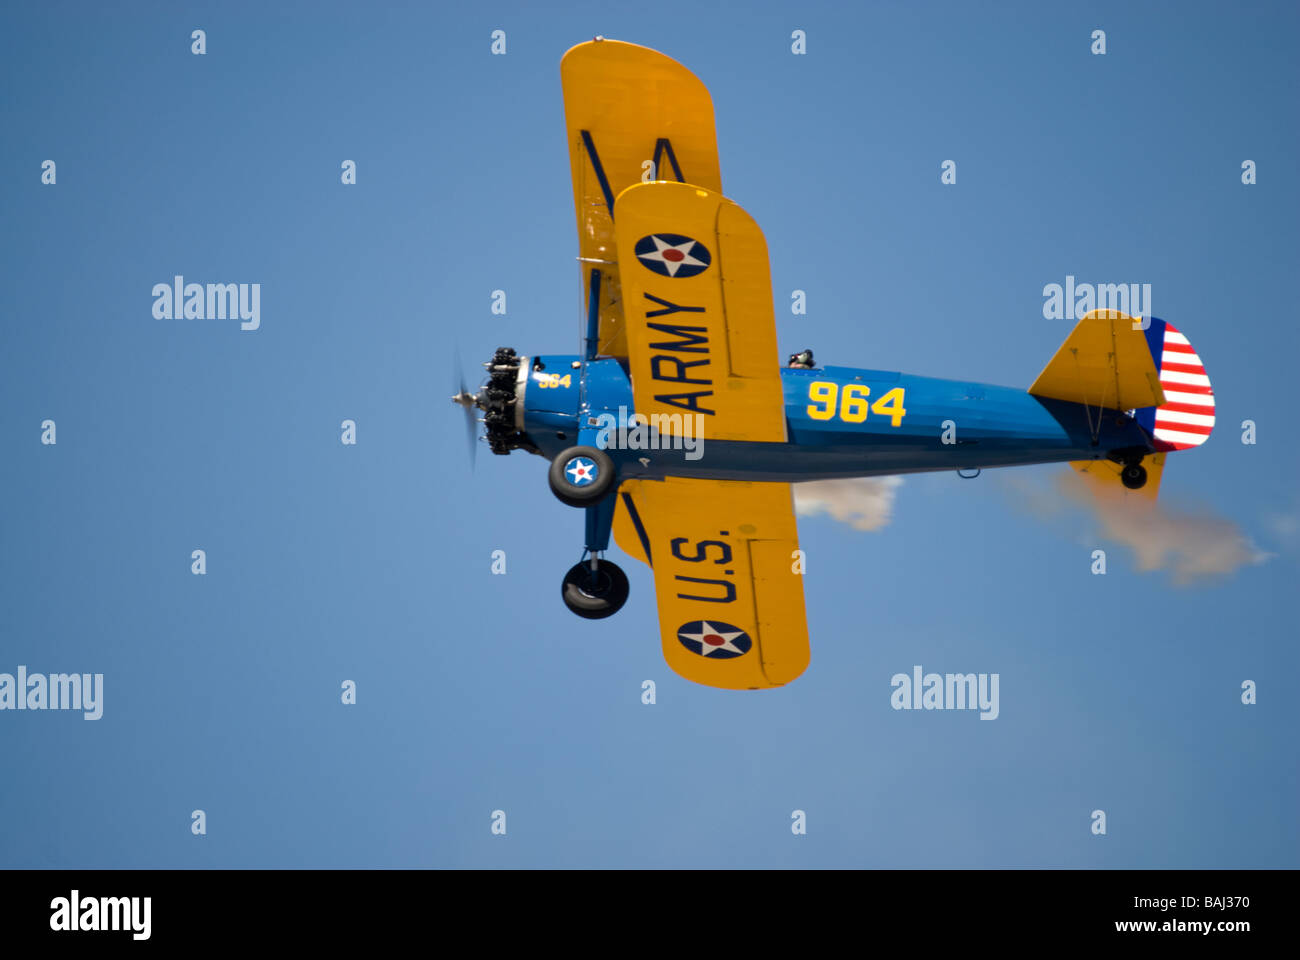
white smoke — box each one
[1006,471,1270,585]
[793,476,902,532]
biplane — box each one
[452,38,1215,690]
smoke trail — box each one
[793,477,902,532]
[1063,471,1269,583]
[1005,471,1270,584]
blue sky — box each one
[0,0,1296,868]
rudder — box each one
[1134,317,1216,451]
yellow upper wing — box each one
[614,477,809,690]
[561,39,722,358]
[1029,309,1166,412]
[612,181,787,442]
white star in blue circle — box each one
[676,620,752,659]
[634,233,712,278]
[565,456,598,486]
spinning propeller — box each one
[450,348,484,468]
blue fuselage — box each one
[519,355,1154,481]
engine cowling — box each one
[480,347,533,456]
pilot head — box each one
[788,349,815,369]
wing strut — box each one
[584,268,601,360]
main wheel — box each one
[1120,462,1147,490]
[549,445,615,507]
[561,559,629,619]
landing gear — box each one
[548,445,614,507]
[561,558,629,619]
[556,458,625,618]
[1121,461,1148,490]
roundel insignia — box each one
[676,620,752,659]
[564,456,598,486]
[634,233,711,278]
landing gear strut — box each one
[558,461,626,618]
[561,558,629,619]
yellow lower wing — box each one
[1029,309,1165,412]
[613,181,787,442]
[615,477,809,690]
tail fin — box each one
[1029,309,1164,412]
[1048,313,1214,503]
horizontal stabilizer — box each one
[1070,452,1165,502]
[1030,310,1165,412]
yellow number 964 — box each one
[806,381,907,427]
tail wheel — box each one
[1121,462,1148,490]
[548,445,615,507]
[561,559,629,619]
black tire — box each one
[548,445,615,507]
[561,560,629,619]
[1121,462,1147,490]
